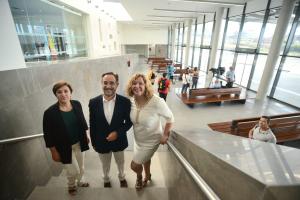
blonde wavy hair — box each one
[126,73,154,100]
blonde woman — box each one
[126,74,174,190]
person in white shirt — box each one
[181,68,191,94]
[126,74,174,190]
[248,116,277,144]
[209,79,221,89]
[226,66,235,88]
[89,72,132,188]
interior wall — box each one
[155,44,168,58]
[119,24,168,45]
[124,45,148,57]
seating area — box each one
[147,57,173,73]
[177,87,247,107]
[208,112,300,143]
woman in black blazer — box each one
[43,81,90,195]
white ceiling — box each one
[120,0,249,27]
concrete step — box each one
[27,187,169,200]
[45,151,166,188]
[46,171,165,189]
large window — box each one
[239,12,264,49]
[200,49,210,72]
[235,53,254,87]
[188,23,196,66]
[224,16,241,50]
[220,50,234,68]
[9,0,87,62]
[273,57,300,107]
[288,21,300,56]
[250,55,267,91]
[193,48,200,68]
[260,8,292,54]
[195,23,203,47]
[202,21,213,47]
[188,47,193,67]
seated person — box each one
[248,116,277,144]
[209,79,221,89]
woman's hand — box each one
[160,135,169,145]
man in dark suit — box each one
[89,72,132,188]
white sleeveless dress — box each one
[130,95,174,164]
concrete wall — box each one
[168,130,300,200]
[158,149,207,200]
[0,54,139,200]
[119,24,168,45]
[124,44,148,57]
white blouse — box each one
[130,95,174,150]
[252,127,277,144]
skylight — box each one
[103,1,132,21]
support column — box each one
[184,19,192,67]
[171,25,176,61]
[256,0,296,100]
[205,7,224,87]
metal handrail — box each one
[0,133,43,144]
[167,141,220,200]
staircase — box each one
[27,151,169,200]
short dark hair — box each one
[261,116,270,124]
[102,72,119,82]
[52,81,73,95]
[162,73,167,78]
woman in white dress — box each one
[126,74,174,190]
[248,116,277,144]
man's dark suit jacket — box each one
[43,100,89,164]
[89,94,132,153]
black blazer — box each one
[89,94,132,153]
[43,100,89,164]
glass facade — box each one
[224,16,241,50]
[9,0,87,62]
[170,3,300,108]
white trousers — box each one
[98,151,125,183]
[63,142,85,188]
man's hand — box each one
[50,147,60,162]
[106,131,118,141]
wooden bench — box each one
[174,63,182,70]
[178,87,246,107]
[147,57,165,63]
[157,63,167,73]
[208,112,300,144]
